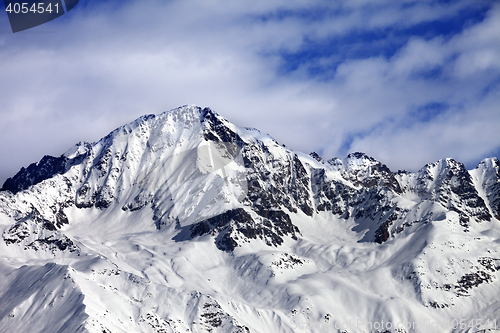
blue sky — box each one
[0,0,499,184]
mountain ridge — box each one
[0,105,499,333]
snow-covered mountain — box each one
[0,105,499,333]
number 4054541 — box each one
[5,2,60,14]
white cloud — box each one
[0,0,498,184]
[452,5,500,77]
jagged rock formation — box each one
[1,155,68,194]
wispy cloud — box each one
[0,0,498,184]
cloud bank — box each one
[0,0,499,184]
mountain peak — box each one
[309,152,324,163]
[346,151,374,161]
[475,156,500,170]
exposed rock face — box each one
[190,207,299,251]
[1,155,68,194]
[473,157,500,220]
[3,208,79,253]
[397,159,492,229]
[329,152,402,193]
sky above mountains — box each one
[0,0,499,185]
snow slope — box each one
[0,105,499,333]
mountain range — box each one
[0,105,499,333]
